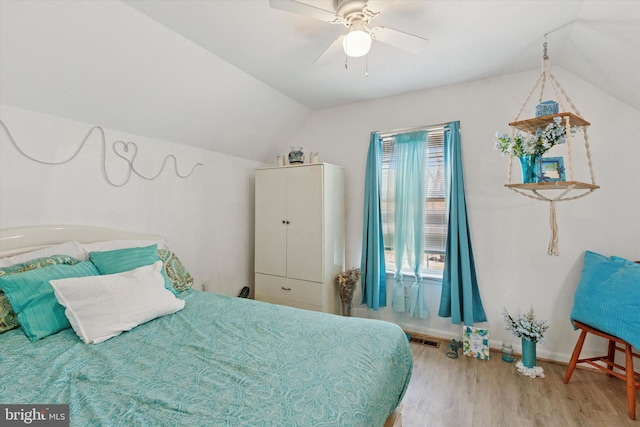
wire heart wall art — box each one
[0,120,203,187]
[112,140,138,165]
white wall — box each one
[0,0,309,162]
[283,67,640,362]
[0,105,263,297]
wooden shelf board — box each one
[509,112,590,134]
[505,181,599,190]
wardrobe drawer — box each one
[255,274,322,310]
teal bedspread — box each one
[0,291,412,426]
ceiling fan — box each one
[269,0,429,65]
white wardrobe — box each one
[254,163,345,314]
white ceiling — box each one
[124,0,640,111]
[1,1,638,162]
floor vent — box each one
[406,332,441,349]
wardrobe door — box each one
[255,168,287,277]
[286,165,323,283]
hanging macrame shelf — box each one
[504,41,599,256]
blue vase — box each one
[521,339,537,368]
[518,155,538,184]
[535,100,559,117]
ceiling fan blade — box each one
[365,0,395,14]
[312,35,345,66]
[370,26,429,54]
[269,0,341,23]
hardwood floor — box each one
[400,340,638,427]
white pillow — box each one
[81,239,168,254]
[50,261,184,344]
[0,241,85,267]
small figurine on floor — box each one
[446,339,463,359]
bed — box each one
[0,225,412,427]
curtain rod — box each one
[376,121,451,138]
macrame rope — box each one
[549,72,597,185]
[508,69,546,184]
[563,115,575,181]
[513,70,545,123]
[508,184,596,255]
[583,128,597,185]
[538,71,546,105]
[507,186,595,203]
[549,72,583,117]
[548,201,559,256]
[547,61,567,113]
[0,120,203,187]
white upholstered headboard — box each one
[0,225,165,258]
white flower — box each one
[503,307,550,344]
[493,119,581,158]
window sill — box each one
[385,272,442,286]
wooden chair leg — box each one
[564,329,588,384]
[607,339,616,377]
[625,344,636,420]
[566,321,639,419]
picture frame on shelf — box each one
[536,156,566,182]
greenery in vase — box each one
[503,306,550,343]
[494,116,581,158]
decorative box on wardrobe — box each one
[254,163,345,314]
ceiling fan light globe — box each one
[342,29,371,57]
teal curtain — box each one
[438,121,486,325]
[391,131,428,318]
[360,132,386,310]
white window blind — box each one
[380,126,447,279]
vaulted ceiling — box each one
[124,0,640,111]
[1,1,638,162]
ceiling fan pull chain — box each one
[365,53,369,77]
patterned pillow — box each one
[158,249,194,292]
[0,255,79,333]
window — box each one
[380,125,446,279]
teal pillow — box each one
[570,251,640,349]
[0,255,79,334]
[89,245,177,295]
[0,261,99,341]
